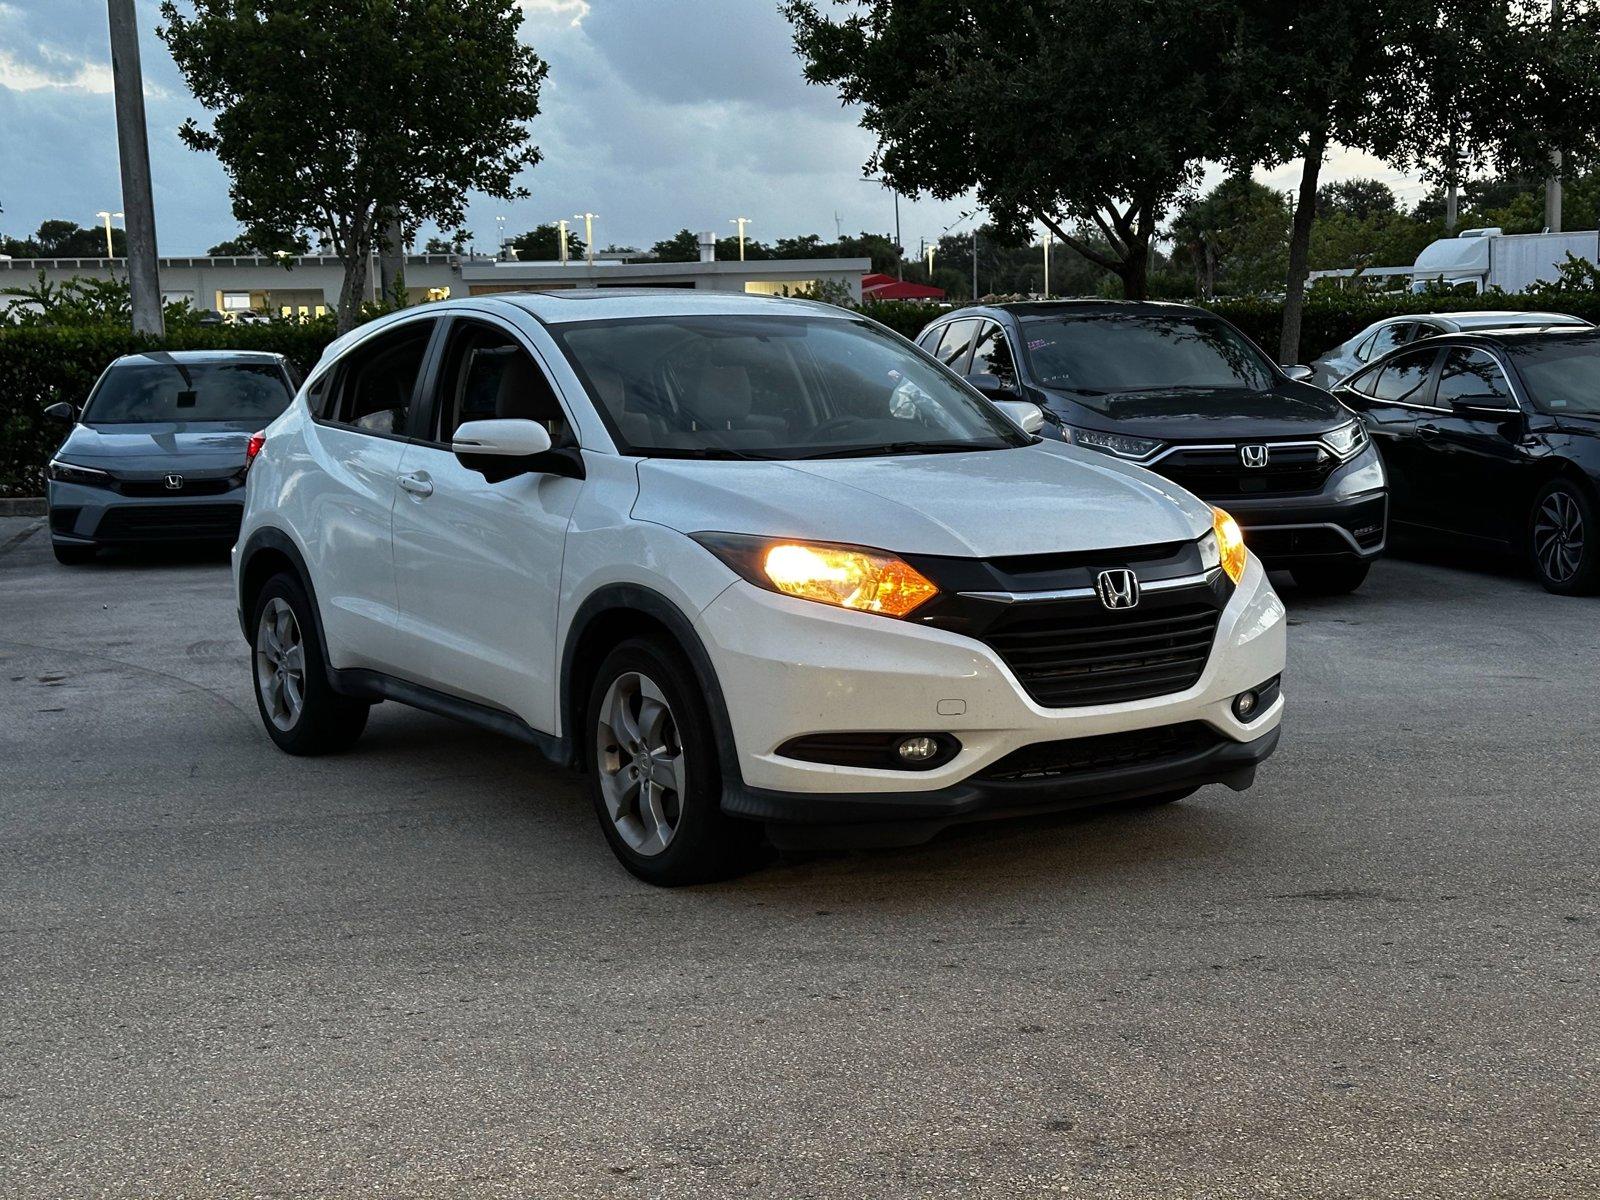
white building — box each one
[0,245,870,320]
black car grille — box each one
[1155,443,1335,498]
[980,721,1221,782]
[979,579,1226,708]
[94,503,241,542]
[116,476,239,498]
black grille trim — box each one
[94,504,242,542]
[980,721,1222,782]
[1154,442,1336,499]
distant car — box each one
[916,301,1387,594]
[1334,326,1600,594]
[44,350,298,564]
[1310,310,1590,389]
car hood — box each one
[56,421,257,473]
[633,440,1212,559]
[1040,383,1350,440]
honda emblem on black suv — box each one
[163,474,184,491]
[1095,568,1140,610]
[1240,444,1269,469]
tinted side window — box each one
[327,322,433,435]
[934,319,978,370]
[1436,347,1515,408]
[433,320,569,444]
[969,321,1017,386]
[916,326,944,352]
[1371,349,1438,404]
[304,373,332,419]
[1365,323,1413,362]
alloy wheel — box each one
[255,597,306,732]
[1533,489,1586,585]
[595,671,686,857]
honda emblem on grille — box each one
[1240,444,1269,469]
[1095,568,1140,611]
[163,474,184,490]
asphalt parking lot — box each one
[1,515,1596,1199]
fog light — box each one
[1233,690,1259,720]
[897,735,940,763]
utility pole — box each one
[1545,0,1565,232]
[107,0,162,334]
[971,229,978,300]
[1042,229,1052,298]
[893,190,902,280]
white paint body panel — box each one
[234,294,1285,803]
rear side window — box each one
[326,321,434,436]
[1436,347,1516,408]
[1371,348,1438,404]
[431,320,569,444]
[1361,322,1413,362]
[915,326,944,353]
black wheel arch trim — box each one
[560,583,745,790]
[237,526,330,655]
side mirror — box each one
[965,371,1020,400]
[452,418,584,482]
[992,399,1045,436]
[1281,364,1314,382]
[43,402,77,423]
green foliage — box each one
[0,319,340,496]
[206,227,312,256]
[509,223,585,262]
[0,273,198,330]
[1169,176,1292,297]
[158,0,548,330]
[0,218,127,258]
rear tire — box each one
[52,542,96,566]
[1529,478,1600,595]
[1289,560,1370,595]
[585,637,760,886]
[250,573,370,755]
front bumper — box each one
[694,552,1285,835]
[48,479,244,546]
[1224,489,1387,565]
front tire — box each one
[1289,560,1370,595]
[250,573,370,755]
[585,638,759,885]
[1529,479,1600,595]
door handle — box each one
[398,471,434,497]
[1417,423,1441,442]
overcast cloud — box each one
[0,0,1426,257]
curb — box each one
[0,498,46,517]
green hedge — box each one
[7,293,1600,495]
[0,322,338,496]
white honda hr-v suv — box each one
[233,291,1285,884]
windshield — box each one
[1505,333,1600,415]
[1020,314,1276,404]
[549,314,1029,459]
[83,360,293,424]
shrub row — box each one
[6,293,1600,495]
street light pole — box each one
[557,218,571,264]
[925,245,936,279]
[730,216,752,261]
[96,210,124,259]
[106,0,162,334]
[575,213,597,266]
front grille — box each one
[980,721,1221,782]
[980,580,1226,707]
[94,503,241,542]
[1156,443,1334,498]
[116,476,239,498]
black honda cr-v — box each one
[917,300,1388,594]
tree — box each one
[1169,176,1291,298]
[650,229,702,262]
[1221,0,1421,361]
[509,222,585,261]
[1318,179,1400,221]
[207,227,311,256]
[424,228,472,254]
[1,219,129,258]
[785,0,1240,299]
[159,0,547,331]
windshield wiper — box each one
[791,440,996,460]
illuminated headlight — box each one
[1065,427,1164,460]
[692,533,940,618]
[48,459,114,487]
[1320,421,1369,460]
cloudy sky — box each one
[0,0,1427,257]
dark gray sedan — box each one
[44,350,297,564]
